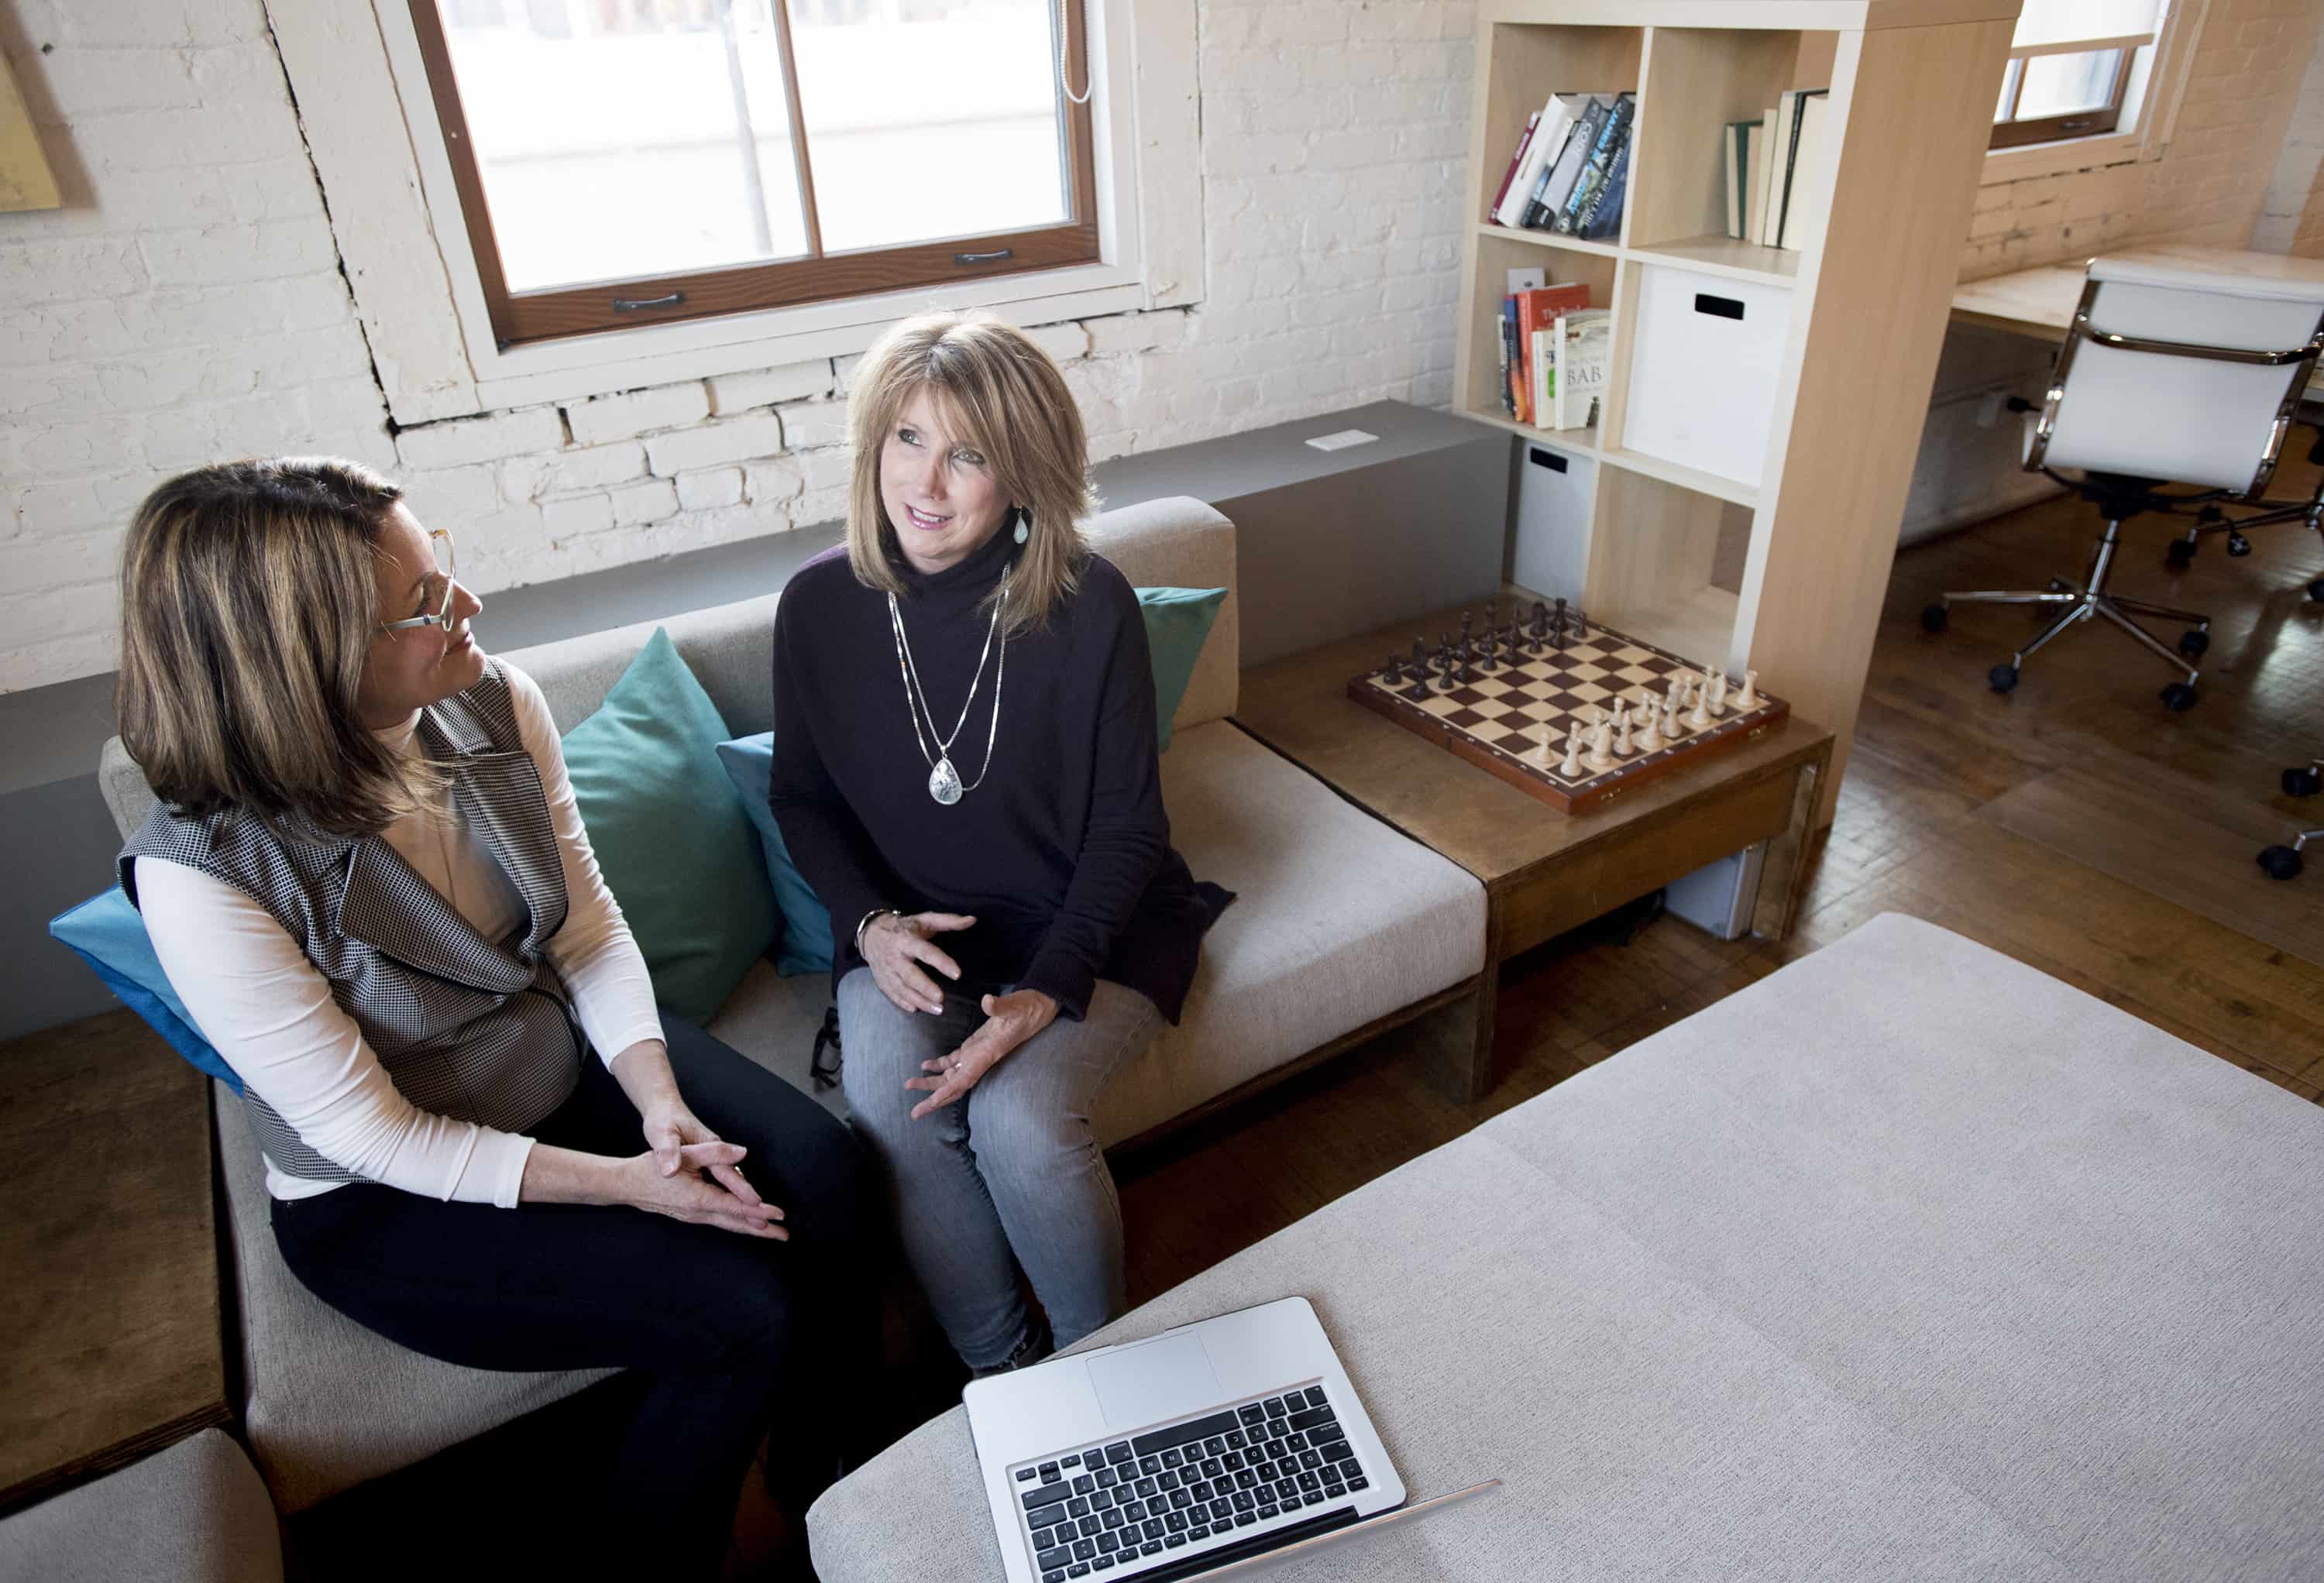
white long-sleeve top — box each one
[138,664,663,1208]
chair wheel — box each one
[2257,844,2304,880]
[1988,663,2020,694]
[2178,628,2209,658]
[2198,504,2226,524]
[2164,538,2197,568]
[1921,603,1948,633]
[2160,682,2199,711]
[2309,577,2324,603]
[2226,531,2252,557]
[2284,767,2322,798]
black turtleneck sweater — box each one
[768,527,1229,1024]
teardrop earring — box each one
[1012,509,1030,545]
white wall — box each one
[0,0,1473,694]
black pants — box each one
[271,1016,882,1578]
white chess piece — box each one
[1531,720,1554,763]
[1662,682,1683,738]
[1635,699,1662,754]
[1709,672,1729,717]
[1614,706,1633,756]
[1688,677,1714,732]
[1587,718,1614,770]
[1736,668,1760,709]
[1561,720,1583,778]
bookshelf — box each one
[1455,0,2020,825]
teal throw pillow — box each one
[714,733,835,977]
[561,630,776,1021]
[50,888,242,1094]
[1137,586,1227,753]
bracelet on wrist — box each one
[854,907,902,955]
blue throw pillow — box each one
[715,733,836,977]
[50,888,243,1094]
[562,630,779,1020]
[1138,586,1227,753]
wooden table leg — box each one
[1751,749,1831,942]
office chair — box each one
[2259,755,2322,880]
[1923,255,2324,709]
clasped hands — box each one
[862,911,1058,1121]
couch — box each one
[806,912,2324,1581]
[93,496,1490,1519]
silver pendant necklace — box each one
[888,568,1008,805]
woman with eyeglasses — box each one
[113,458,878,1577]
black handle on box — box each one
[1694,293,1745,321]
[1528,447,1569,474]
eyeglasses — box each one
[380,529,459,634]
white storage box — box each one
[1509,440,1595,601]
[1622,265,1794,489]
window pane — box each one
[432,2,810,293]
[2014,48,2121,120]
[2012,0,2160,51]
[787,0,1071,255]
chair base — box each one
[1935,517,2208,700]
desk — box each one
[1236,592,1834,1103]
[1951,244,2324,398]
[0,1012,229,1513]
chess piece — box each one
[1635,699,1662,754]
[1615,706,1633,756]
[1561,720,1583,778]
[1384,651,1403,686]
[1530,720,1552,763]
[1411,637,1428,677]
[1459,610,1474,652]
[1661,684,1681,740]
[1528,601,1550,649]
[1587,717,1614,771]
[1709,672,1729,716]
[1737,668,1760,709]
[1688,675,1714,732]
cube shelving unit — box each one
[1456,0,2020,824]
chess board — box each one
[1346,620,1789,813]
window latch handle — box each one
[954,249,1016,266]
[610,291,686,312]
[2059,118,2092,132]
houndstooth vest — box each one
[119,661,583,1188]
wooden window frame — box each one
[1989,35,2144,150]
[404,1,1101,352]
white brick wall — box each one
[3,0,1471,692]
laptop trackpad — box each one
[1087,1331,1223,1430]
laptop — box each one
[964,1296,1496,1583]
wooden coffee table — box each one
[1236,595,1834,1103]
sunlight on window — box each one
[432,0,1071,293]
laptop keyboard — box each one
[1010,1383,1372,1581]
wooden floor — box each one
[1117,462,2324,1306]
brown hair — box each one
[116,457,432,836]
[846,311,1099,630]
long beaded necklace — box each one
[887,567,1008,805]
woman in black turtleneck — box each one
[769,311,1229,1373]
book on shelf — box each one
[1518,283,1592,424]
[1542,307,1611,432]
[1726,88,1833,254]
[1486,90,1635,242]
[1490,110,1539,220]
[1492,94,1583,228]
[1552,93,1634,236]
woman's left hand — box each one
[906,989,1059,1120]
[637,1095,762,1209]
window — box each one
[406,0,1098,349]
[1991,0,2167,149]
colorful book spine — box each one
[1579,135,1631,241]
[1490,111,1539,221]
[1555,93,1633,235]
[1521,98,1605,229]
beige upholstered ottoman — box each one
[808,913,2324,1581]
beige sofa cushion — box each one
[212,1091,614,1513]
[0,1429,282,1583]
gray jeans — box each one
[837,967,1163,1370]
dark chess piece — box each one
[1570,604,1588,642]
[1529,599,1550,641]
[1505,620,1525,661]
[1483,599,1499,637]
[1411,637,1429,678]
[1383,651,1404,685]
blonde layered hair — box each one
[118,458,431,836]
[846,311,1099,631]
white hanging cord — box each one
[1054,0,1092,105]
